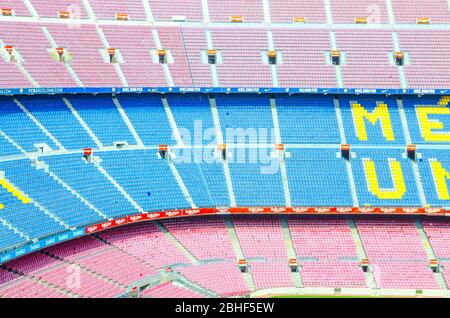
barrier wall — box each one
[0,206,447,265]
[0,86,448,96]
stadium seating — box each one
[67,94,136,147]
[96,222,192,268]
[31,0,88,18]
[300,261,367,288]
[286,148,353,206]
[0,224,26,251]
[140,281,206,298]
[0,93,449,255]
[2,0,450,298]
[98,150,190,212]
[211,29,272,87]
[18,95,95,149]
[275,94,340,144]
[178,29,213,87]
[158,27,194,87]
[115,94,174,146]
[403,95,450,144]
[351,149,420,206]
[148,0,203,22]
[176,262,250,297]
[45,24,122,87]
[269,0,326,23]
[397,31,450,88]
[88,0,146,20]
[43,153,138,218]
[1,0,32,17]
[339,95,405,145]
[0,277,69,298]
[288,216,358,260]
[1,216,449,297]
[2,15,450,89]
[392,0,450,24]
[336,30,400,88]
[249,261,295,289]
[356,217,440,289]
[423,219,450,259]
[1,251,126,297]
[232,216,288,260]
[0,22,77,88]
[99,25,167,87]
[207,0,264,23]
[272,29,337,88]
[215,94,274,143]
[330,0,389,24]
[0,159,106,228]
[0,97,59,152]
[372,262,440,289]
[0,135,21,156]
[162,217,236,261]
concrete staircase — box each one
[154,222,200,265]
[348,219,378,289]
[41,249,127,289]
[280,216,303,288]
[415,219,449,290]
[223,216,256,291]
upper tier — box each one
[1,0,450,89]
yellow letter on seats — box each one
[363,160,406,199]
[352,103,394,141]
[416,104,450,142]
[0,178,31,205]
[430,161,450,200]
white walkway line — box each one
[81,0,96,20]
[41,26,84,87]
[62,97,104,149]
[205,29,220,87]
[0,131,28,155]
[391,32,408,89]
[161,96,184,146]
[168,162,196,208]
[141,0,155,22]
[262,0,271,24]
[267,30,279,87]
[223,217,256,291]
[22,0,38,17]
[14,99,66,151]
[201,0,210,24]
[385,0,396,25]
[112,97,144,146]
[0,217,31,241]
[0,37,40,87]
[151,29,175,87]
[45,167,109,220]
[324,0,333,25]
[96,26,128,87]
[280,216,303,288]
[93,161,144,213]
[397,98,427,206]
[155,222,200,264]
[347,219,378,289]
[328,31,344,88]
[1,174,70,231]
[209,96,237,207]
[270,97,291,206]
[334,97,359,207]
